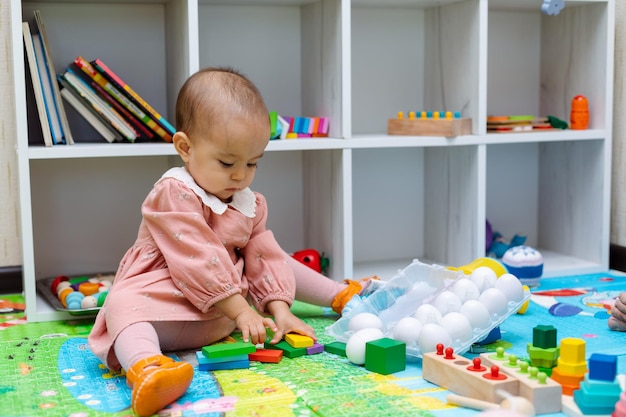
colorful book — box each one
[91,58,175,136]
[60,87,119,143]
[61,67,137,141]
[33,9,74,145]
[22,21,53,146]
[57,75,123,143]
[90,82,154,140]
[74,56,172,142]
[31,32,64,144]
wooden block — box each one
[307,342,324,355]
[201,341,256,359]
[199,359,250,371]
[480,353,562,414]
[264,341,307,358]
[387,117,471,137]
[196,351,248,365]
[249,348,283,363]
[285,333,314,348]
[365,338,406,375]
[421,346,519,403]
[324,341,347,357]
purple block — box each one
[307,342,324,355]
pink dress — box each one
[88,167,296,369]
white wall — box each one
[0,0,21,267]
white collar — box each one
[158,167,256,218]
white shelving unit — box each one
[10,0,614,322]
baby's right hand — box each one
[608,292,626,331]
[234,308,278,345]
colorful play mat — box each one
[1,272,625,417]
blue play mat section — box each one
[495,272,626,374]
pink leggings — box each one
[113,256,347,371]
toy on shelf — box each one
[501,246,544,287]
[269,111,329,140]
[570,95,589,130]
[387,110,471,137]
[43,273,113,313]
[326,259,530,360]
[291,248,329,275]
[487,115,554,133]
[542,0,565,15]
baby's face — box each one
[185,114,270,202]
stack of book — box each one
[22,10,175,145]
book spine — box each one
[74,56,172,142]
[62,69,137,141]
[91,82,154,139]
[60,88,116,143]
[92,58,175,135]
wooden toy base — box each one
[387,117,472,137]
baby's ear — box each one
[173,132,191,160]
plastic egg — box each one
[440,312,473,344]
[495,273,525,302]
[414,303,443,325]
[349,312,384,332]
[56,281,71,295]
[417,323,452,354]
[451,278,481,303]
[479,288,509,317]
[97,291,108,307]
[470,266,498,292]
[460,299,492,329]
[392,316,422,344]
[431,291,462,315]
[81,295,98,309]
[345,327,384,365]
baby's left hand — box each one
[266,300,316,344]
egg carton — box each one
[325,259,531,361]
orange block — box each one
[249,348,283,364]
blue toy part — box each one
[542,0,564,15]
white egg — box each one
[56,281,71,295]
[460,299,492,329]
[451,278,481,303]
[495,273,525,302]
[80,295,98,309]
[418,323,452,354]
[478,288,509,317]
[392,316,422,344]
[470,266,498,292]
[345,327,384,365]
[440,312,473,344]
[431,291,462,315]
[348,312,384,332]
[414,304,443,325]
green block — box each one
[202,341,256,359]
[264,340,306,358]
[533,324,557,349]
[324,341,347,357]
[365,338,406,375]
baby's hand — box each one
[608,292,626,331]
[269,309,316,344]
[233,308,278,345]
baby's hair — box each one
[175,66,268,136]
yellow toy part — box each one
[448,257,507,277]
[517,285,531,314]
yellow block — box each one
[559,338,586,364]
[285,333,314,348]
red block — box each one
[249,348,283,363]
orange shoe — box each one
[331,276,380,314]
[126,355,194,416]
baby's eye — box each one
[247,162,258,168]
[219,161,234,168]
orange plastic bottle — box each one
[570,95,589,129]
